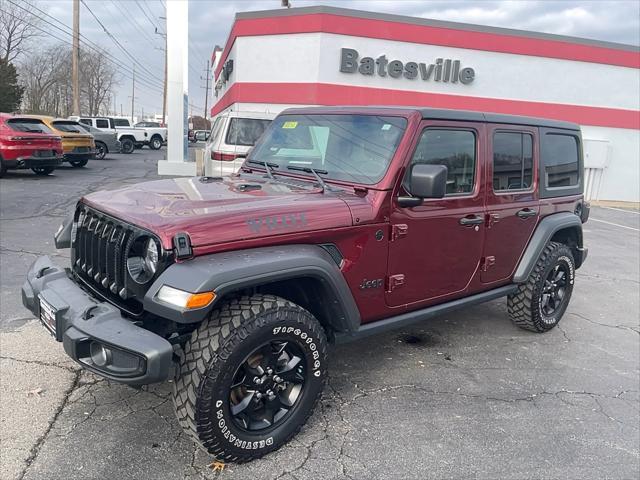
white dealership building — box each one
[210,6,640,203]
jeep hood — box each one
[82,176,354,248]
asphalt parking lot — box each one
[1,149,638,480]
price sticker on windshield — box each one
[282,121,298,129]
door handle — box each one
[516,208,537,219]
[459,215,484,226]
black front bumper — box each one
[22,256,173,385]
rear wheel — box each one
[508,241,575,332]
[95,142,107,160]
[173,294,327,463]
[32,167,55,175]
[120,138,134,154]
[0,157,6,178]
[69,158,88,167]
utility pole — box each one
[120,103,123,116]
[113,94,116,116]
[141,106,144,122]
[72,0,80,115]
[130,65,135,123]
[156,21,167,126]
[200,60,211,120]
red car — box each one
[0,113,64,177]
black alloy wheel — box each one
[121,138,134,154]
[229,340,306,431]
[95,142,107,159]
[540,263,569,318]
[32,167,55,175]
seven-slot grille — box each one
[72,205,140,312]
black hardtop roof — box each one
[281,106,580,131]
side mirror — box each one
[398,164,448,207]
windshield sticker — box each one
[282,121,298,129]
[381,124,391,131]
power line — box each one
[108,0,160,50]
[4,0,164,93]
[138,0,163,33]
[2,1,164,96]
[80,0,163,83]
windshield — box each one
[52,121,85,133]
[249,114,407,185]
[7,119,53,134]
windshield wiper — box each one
[286,165,330,193]
[246,159,278,179]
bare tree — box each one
[0,0,41,63]
[80,48,118,116]
[19,45,64,114]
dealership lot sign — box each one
[339,48,475,85]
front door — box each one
[386,121,486,308]
[481,125,539,284]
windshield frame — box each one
[246,112,411,188]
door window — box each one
[492,132,533,191]
[408,129,476,195]
[543,134,579,188]
[95,119,109,129]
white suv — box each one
[204,111,275,176]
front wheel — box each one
[508,241,575,332]
[173,294,327,463]
[95,142,107,160]
[32,167,55,175]
[149,136,163,150]
[69,158,88,168]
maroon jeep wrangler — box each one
[23,106,589,462]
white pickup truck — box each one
[70,116,167,154]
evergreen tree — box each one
[0,58,24,112]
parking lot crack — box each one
[569,312,639,335]
[0,355,78,373]
[16,369,82,480]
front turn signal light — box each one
[156,285,216,310]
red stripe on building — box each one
[211,82,640,130]
[214,13,640,79]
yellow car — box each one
[29,116,95,167]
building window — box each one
[409,129,476,195]
[492,132,533,191]
[544,134,580,188]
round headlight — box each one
[144,238,159,275]
[126,236,160,284]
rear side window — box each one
[113,119,130,127]
[492,132,533,191]
[96,119,110,129]
[225,118,271,146]
[544,134,579,188]
[409,129,476,195]
[52,121,85,133]
[6,119,52,134]
[79,118,92,126]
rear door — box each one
[386,120,486,308]
[481,125,539,284]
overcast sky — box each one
[35,0,640,120]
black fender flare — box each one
[144,245,361,333]
[513,212,583,283]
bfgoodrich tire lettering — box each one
[173,294,327,463]
[508,241,575,332]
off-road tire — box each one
[0,156,6,178]
[31,167,55,175]
[95,142,107,160]
[508,241,575,332]
[69,158,88,168]
[173,294,328,463]
[149,135,163,150]
[120,138,134,154]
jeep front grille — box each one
[71,204,151,315]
